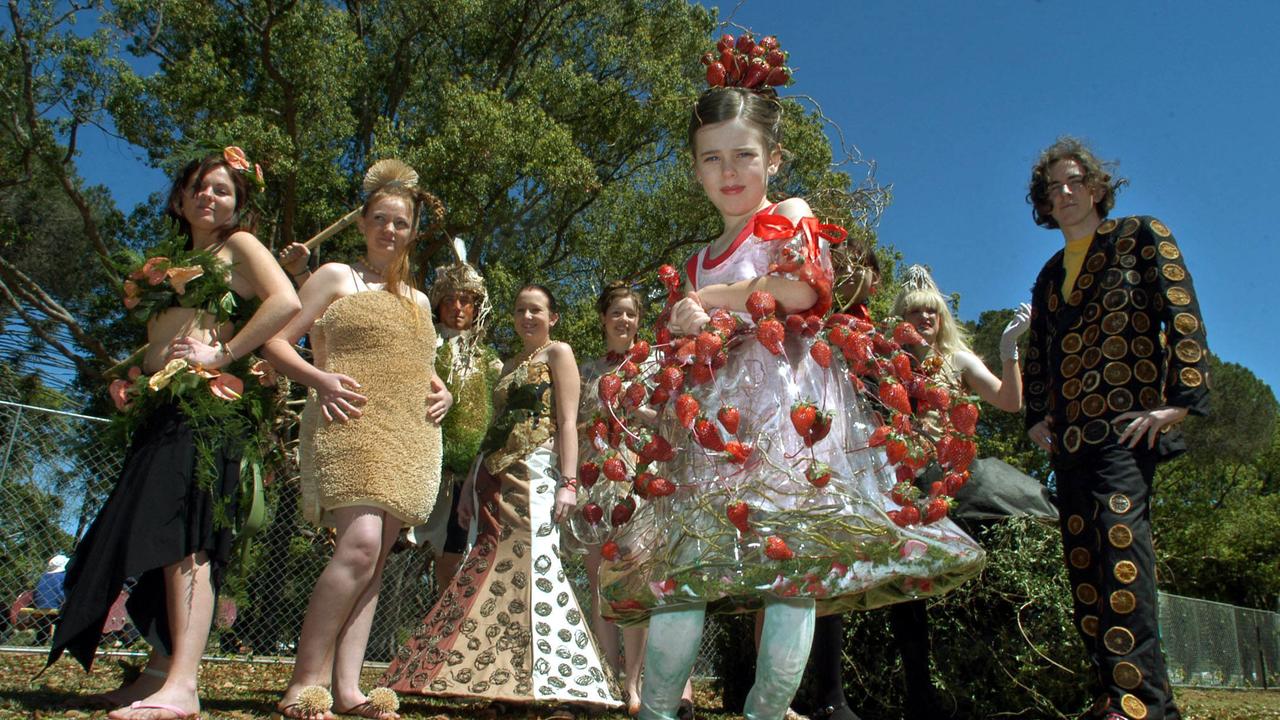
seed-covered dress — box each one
[381,358,621,709]
[299,290,441,527]
[598,206,985,622]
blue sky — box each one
[69,1,1279,395]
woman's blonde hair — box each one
[891,265,971,361]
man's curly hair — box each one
[1026,136,1128,229]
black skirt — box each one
[47,402,240,671]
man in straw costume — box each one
[407,238,502,590]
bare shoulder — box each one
[546,340,577,363]
[774,196,814,221]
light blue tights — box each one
[638,598,816,720]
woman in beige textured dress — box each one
[262,178,453,720]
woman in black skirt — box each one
[48,147,300,720]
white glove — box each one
[1000,302,1032,362]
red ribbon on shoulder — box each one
[751,213,848,265]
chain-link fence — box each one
[1160,591,1279,689]
[0,391,725,675]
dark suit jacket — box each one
[1022,215,1210,458]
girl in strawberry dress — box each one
[593,39,985,720]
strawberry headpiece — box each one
[701,32,793,95]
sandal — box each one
[677,698,696,720]
[334,688,400,719]
[109,701,200,719]
[276,685,334,719]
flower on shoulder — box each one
[209,372,244,401]
[108,379,134,411]
[165,265,204,295]
[223,146,250,171]
[148,358,189,391]
[141,257,170,286]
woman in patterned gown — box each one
[381,285,622,716]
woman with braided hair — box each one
[262,163,453,720]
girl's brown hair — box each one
[165,156,257,246]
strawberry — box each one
[619,360,641,379]
[711,350,729,369]
[602,456,627,482]
[895,464,917,484]
[889,503,919,527]
[724,440,752,464]
[693,417,726,451]
[695,331,723,360]
[587,418,609,446]
[758,35,779,52]
[765,65,790,86]
[727,501,751,534]
[675,393,700,428]
[743,57,769,88]
[688,362,714,385]
[892,412,914,434]
[827,313,854,328]
[766,49,786,67]
[890,481,916,507]
[658,264,682,293]
[648,387,671,407]
[641,433,675,463]
[828,324,851,349]
[949,402,979,435]
[872,332,897,356]
[934,435,952,467]
[879,379,912,415]
[764,535,794,561]
[709,308,738,336]
[924,496,953,524]
[735,33,755,53]
[601,540,620,561]
[582,503,604,525]
[611,497,636,526]
[716,34,735,52]
[891,353,913,383]
[674,338,697,365]
[623,382,646,410]
[756,317,785,355]
[921,383,951,411]
[655,326,672,346]
[885,437,908,465]
[944,471,969,495]
[806,461,831,488]
[648,477,676,497]
[805,411,833,447]
[633,471,654,497]
[746,290,777,321]
[579,461,600,488]
[790,401,818,437]
[717,405,741,435]
[598,373,622,405]
[785,313,807,336]
[948,438,976,472]
[868,425,892,448]
[700,51,716,67]
[893,321,926,346]
[809,339,833,368]
[657,366,684,392]
[804,316,824,337]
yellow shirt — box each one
[1061,234,1093,299]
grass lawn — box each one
[1,651,1277,719]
